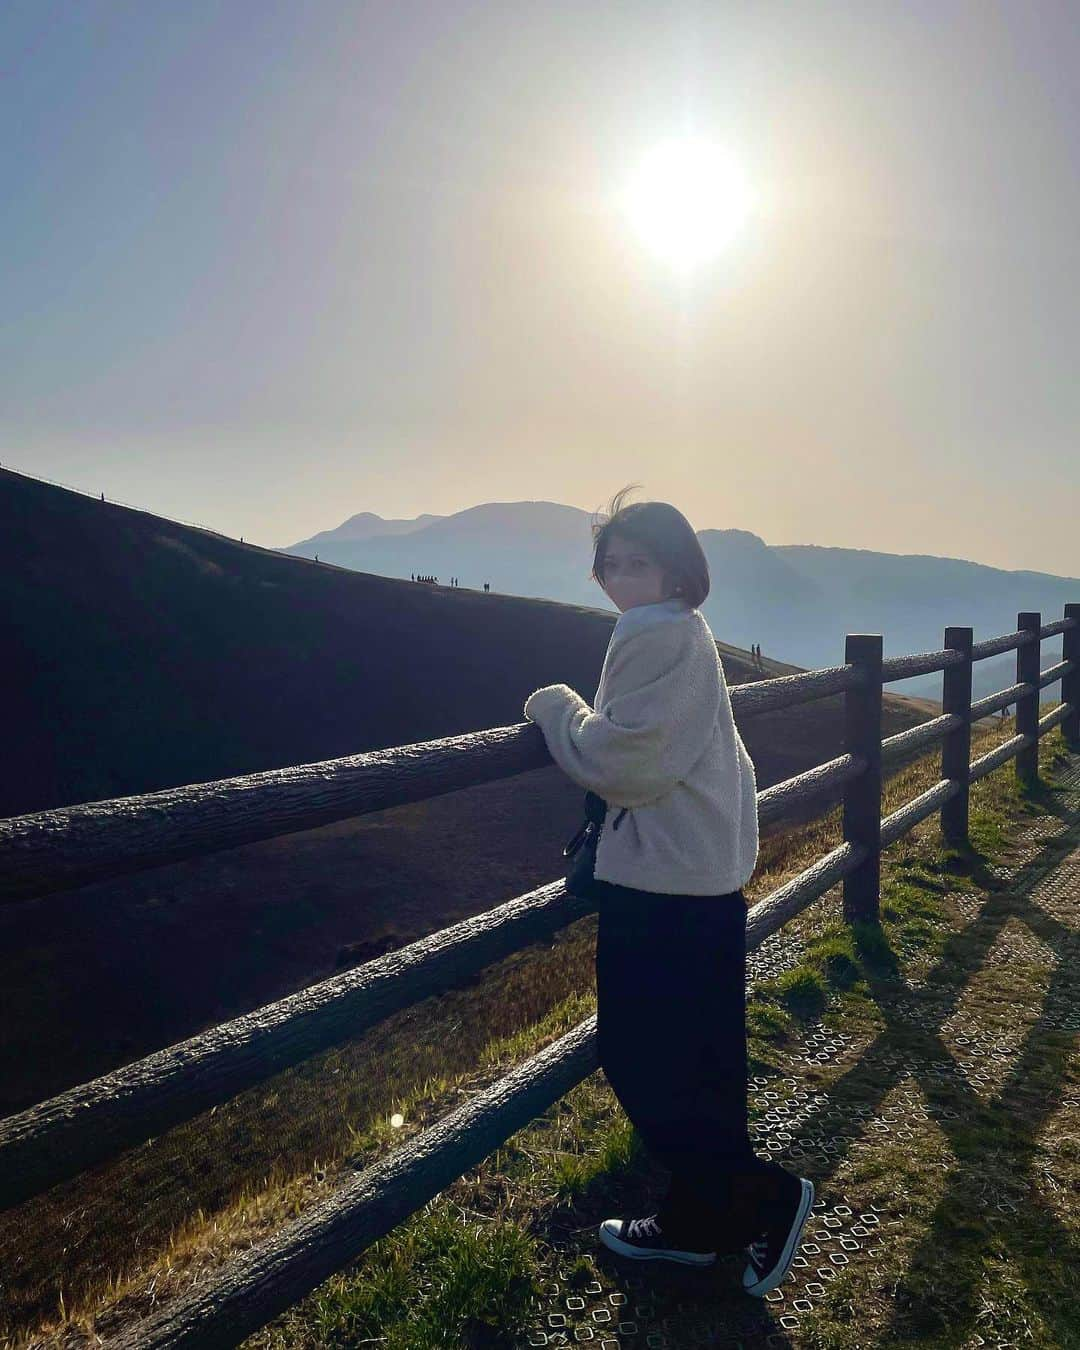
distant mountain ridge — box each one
[291,510,446,549]
[281,501,1076,704]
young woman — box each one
[523,485,814,1296]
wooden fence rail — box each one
[1,605,1077,1347]
[3,622,1073,910]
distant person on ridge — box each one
[522,484,812,1292]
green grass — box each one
[302,1208,542,1350]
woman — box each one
[523,485,814,1296]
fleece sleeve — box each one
[521,624,721,807]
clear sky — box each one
[3,1,1078,572]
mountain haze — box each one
[282,502,1076,705]
[292,510,446,551]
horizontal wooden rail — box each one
[0,882,591,1212]
[743,839,870,950]
[969,731,1033,784]
[0,662,868,906]
[966,701,1071,785]
[0,726,552,906]
[971,626,1039,661]
[755,752,867,827]
[880,712,962,764]
[877,616,1073,684]
[983,703,1069,769]
[1039,658,1073,690]
[1037,616,1076,639]
[970,680,1035,720]
[879,647,965,682]
[880,777,961,849]
[4,617,1074,908]
[1037,700,1073,738]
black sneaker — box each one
[599,1213,717,1267]
[742,1177,815,1295]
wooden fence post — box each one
[1016,612,1041,787]
[1063,603,1080,750]
[842,633,883,925]
[941,626,973,847]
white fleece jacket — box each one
[523,597,759,896]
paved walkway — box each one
[522,751,1080,1349]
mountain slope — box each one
[2,468,934,819]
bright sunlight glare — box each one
[621,138,754,271]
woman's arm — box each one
[523,623,720,807]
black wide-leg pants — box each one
[592,877,801,1252]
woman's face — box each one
[597,536,677,613]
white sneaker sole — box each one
[599,1219,717,1266]
[743,1178,815,1295]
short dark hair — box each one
[588,483,710,609]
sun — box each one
[621,138,753,270]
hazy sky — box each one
[3,1,1078,573]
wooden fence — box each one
[1,605,1077,1347]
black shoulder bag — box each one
[562,789,628,898]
